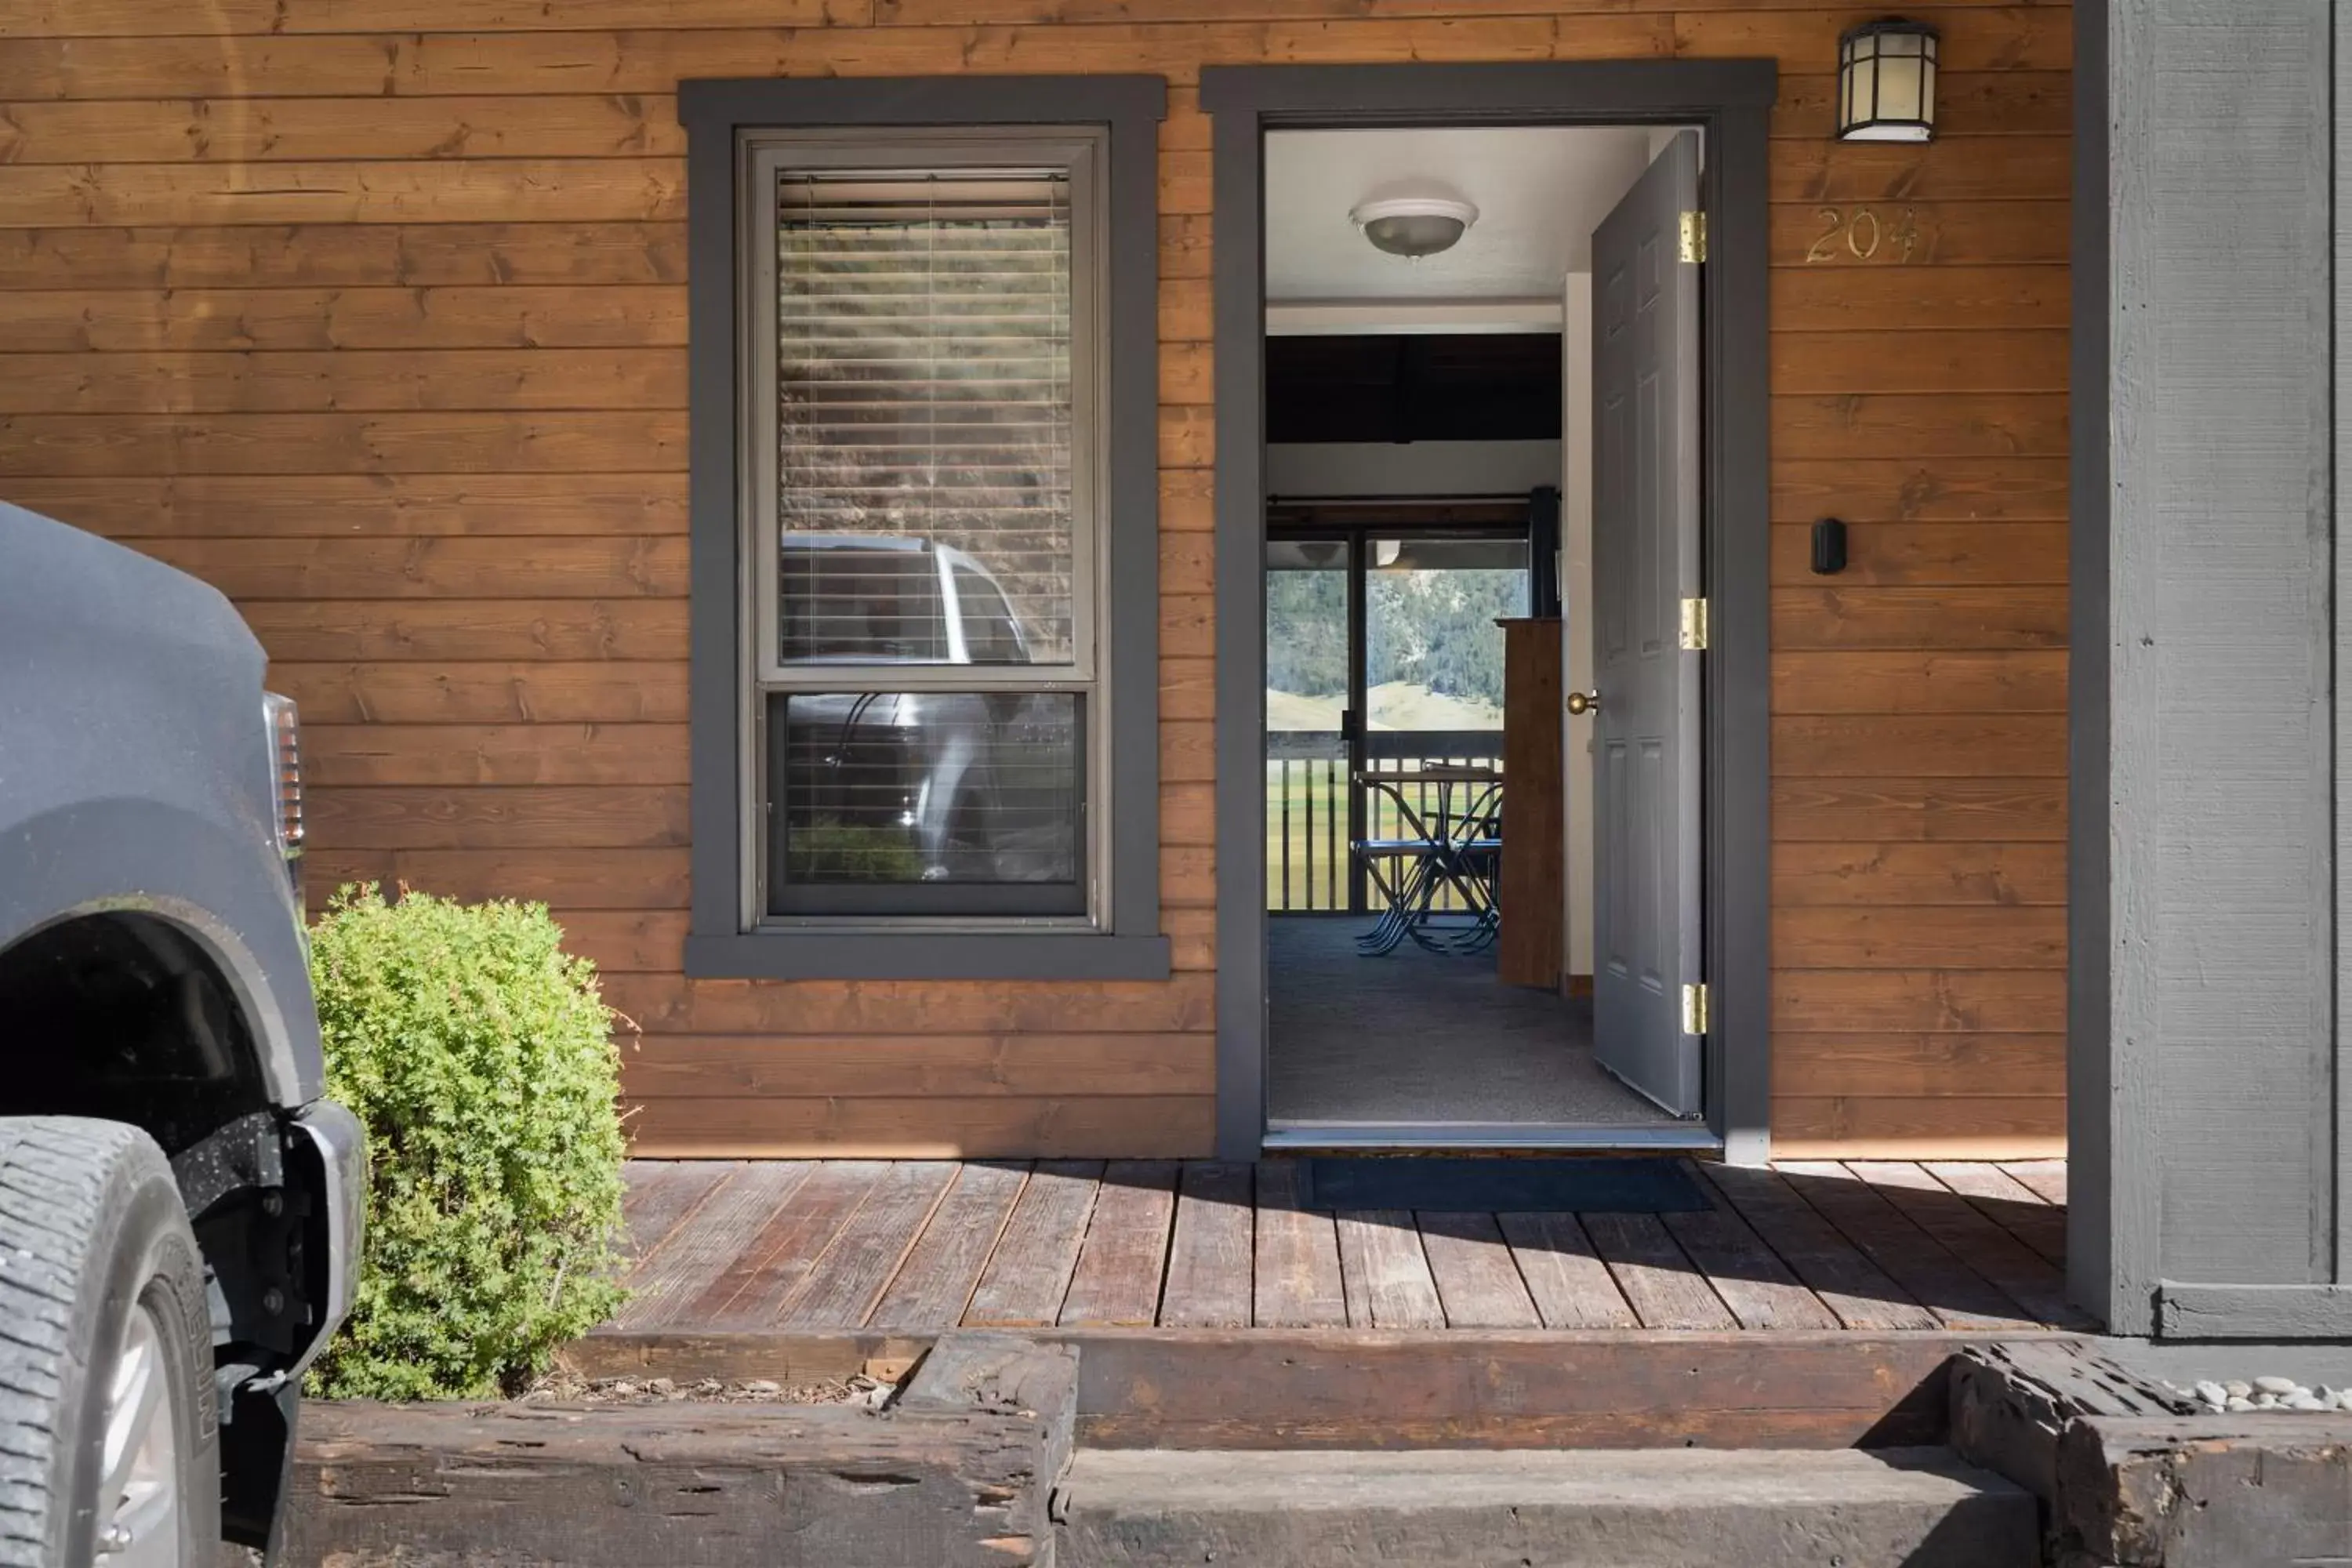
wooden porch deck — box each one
[609,1158,2085,1336]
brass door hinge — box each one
[1679,596,1709,651]
[1681,982,1710,1036]
[1679,210,1707,264]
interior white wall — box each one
[1562,271,1595,982]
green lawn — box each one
[1265,757,1348,910]
[1263,758,1491,913]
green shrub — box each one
[305,886,628,1400]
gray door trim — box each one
[2065,0,2118,1330]
[1202,60,1778,1163]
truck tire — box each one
[0,1117,220,1568]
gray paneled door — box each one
[1589,131,1704,1117]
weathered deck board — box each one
[615,1161,813,1330]
[603,1158,2077,1335]
[688,1160,877,1330]
[1846,1160,2090,1330]
[1251,1160,1348,1329]
[964,1159,1102,1328]
[1922,1159,2071,1267]
[1417,1210,1541,1329]
[1059,1160,1181,1327]
[776,1161,960,1329]
[1334,1209,1446,1329]
[2002,1160,2068,1207]
[1777,1160,2038,1331]
[1159,1161,1255,1329]
[1494,1210,1639,1329]
[1659,1195,1839,1331]
[1581,1211,1738,1331]
[1695,1163,1942,1331]
[866,1161,1030,1332]
[618,1160,733,1263]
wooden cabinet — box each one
[1496,617,1564,989]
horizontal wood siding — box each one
[1762,30,2068,1152]
[0,0,2066,1157]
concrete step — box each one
[1054,1445,2038,1568]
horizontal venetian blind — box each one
[775,170,1075,666]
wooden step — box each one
[1067,1328,2053,1450]
[1054,1446,2040,1567]
[569,1327,2087,1451]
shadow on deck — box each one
[598,1156,2082,1338]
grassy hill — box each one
[1265,681,1505,733]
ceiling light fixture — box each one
[1350,196,1479,260]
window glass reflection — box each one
[768,691,1083,913]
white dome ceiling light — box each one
[1350,195,1479,260]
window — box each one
[681,77,1167,980]
[749,136,1103,923]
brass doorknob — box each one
[1566,690,1601,715]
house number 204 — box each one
[1805,205,1921,263]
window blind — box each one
[775,170,1076,666]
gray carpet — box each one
[1266,916,1673,1126]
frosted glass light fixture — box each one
[1837,18,1938,142]
[1350,196,1479,259]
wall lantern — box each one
[1350,196,1479,260]
[1836,18,1939,142]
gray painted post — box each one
[2094,4,2343,1338]
[2335,0,2352,1300]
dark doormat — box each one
[1298,1156,1710,1213]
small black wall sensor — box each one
[1810,517,1849,575]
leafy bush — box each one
[305,886,628,1400]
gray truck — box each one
[0,503,363,1566]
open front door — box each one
[1589,131,1703,1117]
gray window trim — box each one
[1199,60,1777,1161]
[680,74,1170,983]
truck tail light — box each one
[263,692,305,873]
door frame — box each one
[1201,60,1778,1163]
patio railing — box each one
[1265,729,1504,913]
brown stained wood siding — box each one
[0,1,2067,1158]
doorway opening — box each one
[1257,122,1709,1149]
[1203,61,1776,1164]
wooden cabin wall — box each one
[0,1,2067,1158]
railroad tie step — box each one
[1052,1445,2038,1568]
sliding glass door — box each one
[1265,536,1353,910]
[1265,525,1530,914]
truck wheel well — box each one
[0,912,271,1156]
